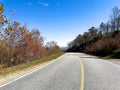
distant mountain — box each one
[60,46,68,50]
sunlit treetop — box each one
[0,4,4,13]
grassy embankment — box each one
[0,53,64,76]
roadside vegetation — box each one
[67,6,120,58]
[0,53,64,76]
[0,4,63,70]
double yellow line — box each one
[79,58,85,90]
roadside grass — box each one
[103,54,120,59]
[0,53,64,76]
[103,55,113,59]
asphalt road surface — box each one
[0,53,120,90]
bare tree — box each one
[105,22,111,34]
[110,6,120,31]
[45,41,57,50]
[99,22,106,34]
[116,15,120,30]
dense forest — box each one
[0,4,62,68]
[67,6,120,58]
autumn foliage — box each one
[67,6,120,58]
[0,4,62,68]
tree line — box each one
[0,4,62,68]
[67,6,120,58]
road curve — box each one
[0,53,81,90]
[0,53,120,90]
[79,53,120,90]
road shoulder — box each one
[79,53,120,65]
[0,61,53,86]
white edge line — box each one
[99,59,120,67]
[0,54,65,88]
[80,56,120,67]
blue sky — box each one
[0,0,120,46]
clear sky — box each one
[0,0,120,47]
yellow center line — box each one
[79,58,85,90]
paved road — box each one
[0,53,120,90]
